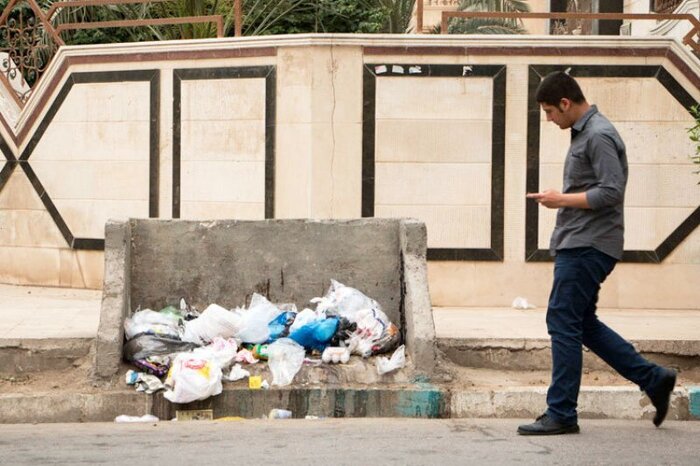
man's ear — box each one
[557,98,572,113]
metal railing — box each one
[0,0,245,107]
[439,11,700,54]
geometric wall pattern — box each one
[172,66,276,220]
[15,69,160,250]
[526,64,700,263]
[363,63,506,261]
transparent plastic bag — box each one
[190,337,238,370]
[235,294,282,344]
[310,280,382,323]
[267,338,305,387]
[182,303,243,345]
[376,344,406,375]
[124,309,181,340]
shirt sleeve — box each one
[585,132,625,210]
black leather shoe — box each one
[647,369,677,427]
[517,414,580,436]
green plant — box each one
[688,104,700,183]
[443,0,531,34]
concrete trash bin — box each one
[94,218,437,380]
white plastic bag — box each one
[124,309,181,340]
[311,280,382,323]
[289,308,325,334]
[235,294,282,344]
[376,344,406,375]
[163,354,223,403]
[512,296,536,310]
[190,337,238,369]
[267,338,305,386]
[226,364,251,382]
[115,414,159,423]
[182,303,242,345]
[346,308,393,357]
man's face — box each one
[540,99,574,129]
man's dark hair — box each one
[535,71,586,106]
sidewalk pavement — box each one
[3,282,699,342]
[0,284,100,340]
[0,283,698,423]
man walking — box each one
[518,71,677,435]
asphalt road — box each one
[0,418,698,465]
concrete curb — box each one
[0,338,93,374]
[451,386,690,421]
[1,385,696,424]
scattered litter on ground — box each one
[512,297,536,310]
[125,370,165,394]
[268,408,292,419]
[121,280,403,402]
[225,364,250,382]
[248,375,262,389]
[114,414,159,423]
[376,345,406,375]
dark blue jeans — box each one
[545,247,665,425]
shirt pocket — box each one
[564,149,592,185]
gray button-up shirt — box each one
[550,105,628,260]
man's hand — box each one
[527,190,590,209]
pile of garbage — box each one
[122,280,406,404]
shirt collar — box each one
[571,104,598,138]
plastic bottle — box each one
[268,408,292,419]
[252,344,269,360]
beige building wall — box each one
[0,36,697,312]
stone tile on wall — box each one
[376,76,493,120]
[0,210,68,248]
[537,208,557,250]
[76,250,104,290]
[309,122,362,218]
[182,79,266,121]
[30,160,150,201]
[613,262,699,310]
[617,121,696,165]
[375,119,492,164]
[54,82,150,123]
[0,170,43,210]
[310,46,363,125]
[275,123,312,219]
[624,206,697,250]
[375,162,491,206]
[181,120,265,162]
[180,160,265,203]
[577,77,692,122]
[30,121,149,162]
[376,204,491,249]
[180,201,264,221]
[0,246,61,286]
[276,85,313,124]
[627,164,700,207]
[53,199,148,239]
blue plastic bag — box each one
[288,317,339,352]
[267,311,297,342]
